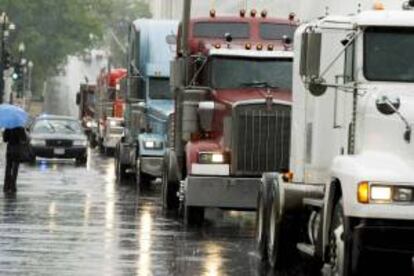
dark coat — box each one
[3,127,28,159]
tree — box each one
[0,0,151,96]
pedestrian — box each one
[3,127,28,193]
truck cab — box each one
[257,5,414,274]
[115,19,178,186]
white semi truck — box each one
[256,1,414,275]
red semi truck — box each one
[162,2,298,224]
[92,68,127,153]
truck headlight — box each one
[73,140,88,147]
[198,152,227,164]
[144,140,163,149]
[370,186,392,202]
[30,139,46,146]
[358,182,413,204]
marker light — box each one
[214,43,221,49]
[373,1,385,10]
[256,44,263,51]
[289,12,296,21]
[358,182,370,204]
[251,9,257,17]
[371,186,392,201]
[267,44,274,51]
[261,10,268,18]
[210,9,216,17]
[245,43,252,50]
[240,9,246,17]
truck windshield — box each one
[364,27,414,82]
[210,57,293,90]
[148,77,171,100]
[193,22,250,39]
[260,23,296,40]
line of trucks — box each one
[78,0,414,274]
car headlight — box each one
[198,152,227,164]
[30,139,46,146]
[358,182,414,204]
[86,121,93,128]
[73,140,88,147]
[144,140,163,149]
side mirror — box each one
[300,32,322,79]
[376,96,400,115]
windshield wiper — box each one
[241,81,280,89]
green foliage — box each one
[0,0,151,95]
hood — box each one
[212,88,292,106]
[148,100,174,118]
[30,133,87,141]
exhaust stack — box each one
[181,0,192,57]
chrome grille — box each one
[233,103,291,176]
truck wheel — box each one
[184,205,205,226]
[267,180,298,270]
[162,150,180,210]
[76,154,88,166]
[256,173,274,260]
[328,198,352,276]
[136,159,151,190]
[116,159,127,181]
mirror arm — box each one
[384,97,412,143]
[319,30,362,79]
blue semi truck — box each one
[115,19,178,188]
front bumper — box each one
[352,218,414,254]
[140,156,163,177]
[185,176,260,210]
[32,146,87,159]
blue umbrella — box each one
[0,104,28,129]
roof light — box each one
[240,9,246,17]
[373,1,385,10]
[256,44,263,51]
[289,12,296,21]
[250,9,257,17]
[261,10,268,18]
[214,43,221,49]
[210,9,216,17]
[245,43,252,50]
[267,44,274,51]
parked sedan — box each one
[29,115,88,164]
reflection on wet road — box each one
[0,146,285,276]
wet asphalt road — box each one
[0,144,295,276]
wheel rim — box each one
[329,218,345,275]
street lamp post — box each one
[0,12,15,104]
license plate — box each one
[54,148,65,155]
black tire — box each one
[328,198,353,276]
[76,154,87,165]
[136,159,152,190]
[116,158,127,181]
[184,205,205,226]
[162,151,180,210]
[267,180,299,270]
[256,173,274,260]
